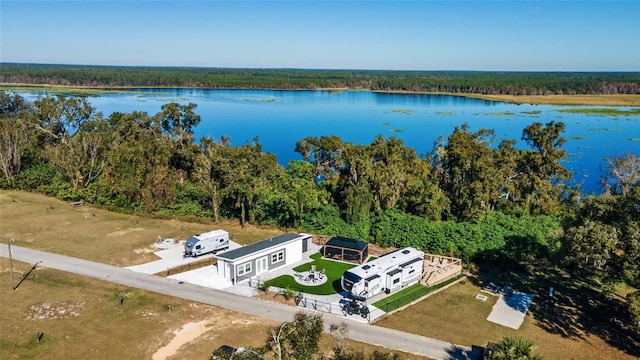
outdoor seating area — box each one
[293,265,328,286]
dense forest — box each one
[1,63,639,95]
[1,90,639,329]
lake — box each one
[16,89,640,194]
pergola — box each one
[322,236,369,264]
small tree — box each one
[264,311,324,360]
[487,336,542,360]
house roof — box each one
[216,233,305,262]
[324,236,368,251]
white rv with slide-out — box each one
[184,229,229,258]
[341,247,424,300]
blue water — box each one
[16,89,640,194]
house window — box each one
[237,262,252,276]
[271,250,284,264]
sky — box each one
[1,1,639,71]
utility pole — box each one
[8,237,15,290]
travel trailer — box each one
[341,247,424,299]
[184,229,229,258]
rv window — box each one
[195,245,201,250]
[409,269,415,274]
[393,278,400,285]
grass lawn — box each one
[266,253,355,295]
[0,190,282,267]
[374,266,640,360]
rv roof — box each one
[191,229,228,241]
[345,247,424,279]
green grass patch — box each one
[391,109,414,114]
[556,108,640,116]
[373,275,463,312]
[266,253,355,295]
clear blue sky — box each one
[1,1,639,71]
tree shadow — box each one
[445,344,484,360]
[472,262,640,358]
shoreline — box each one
[1,83,639,106]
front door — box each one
[256,256,268,274]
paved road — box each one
[1,245,480,360]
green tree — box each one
[518,121,569,215]
[0,93,30,184]
[487,336,542,360]
[441,124,500,220]
[264,311,324,360]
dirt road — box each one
[1,244,480,360]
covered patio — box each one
[322,236,369,264]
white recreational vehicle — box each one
[341,247,424,299]
[184,229,230,258]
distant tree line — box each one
[1,63,639,95]
[1,91,639,326]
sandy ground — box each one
[152,320,212,360]
[486,291,534,329]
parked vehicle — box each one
[184,229,229,258]
[342,298,370,318]
[341,247,424,299]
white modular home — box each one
[341,247,425,299]
[215,233,313,284]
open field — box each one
[374,268,640,360]
[0,190,283,267]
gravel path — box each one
[1,245,481,360]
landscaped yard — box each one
[266,253,355,295]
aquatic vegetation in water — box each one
[521,110,542,115]
[486,112,515,116]
[630,138,640,142]
[390,129,404,133]
[392,109,414,115]
[556,108,640,116]
[568,136,586,140]
[243,98,275,102]
[435,111,452,115]
[381,122,390,126]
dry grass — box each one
[471,94,640,106]
[0,190,282,267]
[375,274,640,360]
[0,259,277,360]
